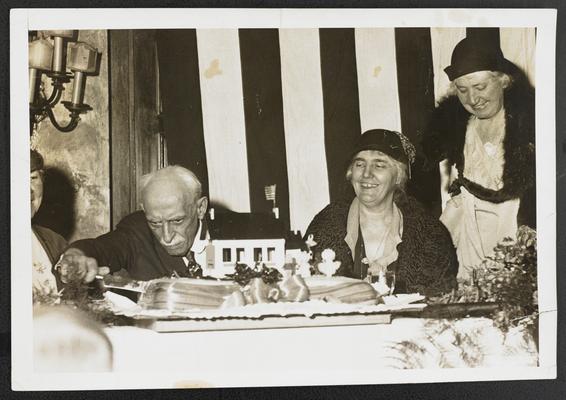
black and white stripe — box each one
[156,27,536,235]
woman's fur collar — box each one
[424,79,536,202]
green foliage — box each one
[387,320,485,369]
[228,263,283,286]
[33,267,130,326]
[32,288,61,306]
[474,225,538,329]
[431,226,538,332]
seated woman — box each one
[423,37,535,280]
[305,129,458,296]
[31,149,67,299]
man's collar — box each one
[191,219,209,254]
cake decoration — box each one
[317,248,341,277]
[103,213,420,321]
[241,277,280,304]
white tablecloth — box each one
[104,316,538,382]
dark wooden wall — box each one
[109,30,164,228]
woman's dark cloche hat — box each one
[444,37,512,81]
[350,129,409,165]
[30,149,44,172]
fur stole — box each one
[423,80,536,204]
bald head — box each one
[140,166,202,206]
[140,166,208,257]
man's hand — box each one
[56,248,109,283]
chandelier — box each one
[29,30,98,133]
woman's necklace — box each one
[361,222,391,264]
[473,108,505,146]
[360,225,391,282]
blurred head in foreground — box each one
[33,306,113,372]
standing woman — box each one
[305,129,458,296]
[423,37,536,280]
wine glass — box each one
[385,269,396,295]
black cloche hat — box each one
[350,129,415,166]
[444,37,513,81]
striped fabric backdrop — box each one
[156,28,536,235]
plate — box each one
[382,293,425,306]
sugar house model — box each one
[204,209,293,276]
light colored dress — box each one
[344,197,403,278]
[32,230,59,296]
[440,109,520,280]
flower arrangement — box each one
[32,265,91,307]
[473,225,538,330]
[32,267,131,326]
[433,226,538,332]
[32,287,62,306]
[227,262,283,286]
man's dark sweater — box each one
[69,211,194,280]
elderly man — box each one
[57,166,209,283]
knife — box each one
[95,274,147,293]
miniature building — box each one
[204,210,288,276]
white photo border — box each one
[10,7,557,390]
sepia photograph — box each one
[10,7,557,390]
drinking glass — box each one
[385,270,396,295]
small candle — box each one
[70,71,86,105]
[43,30,75,73]
[29,68,39,104]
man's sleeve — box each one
[67,215,142,273]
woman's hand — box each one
[367,260,387,276]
